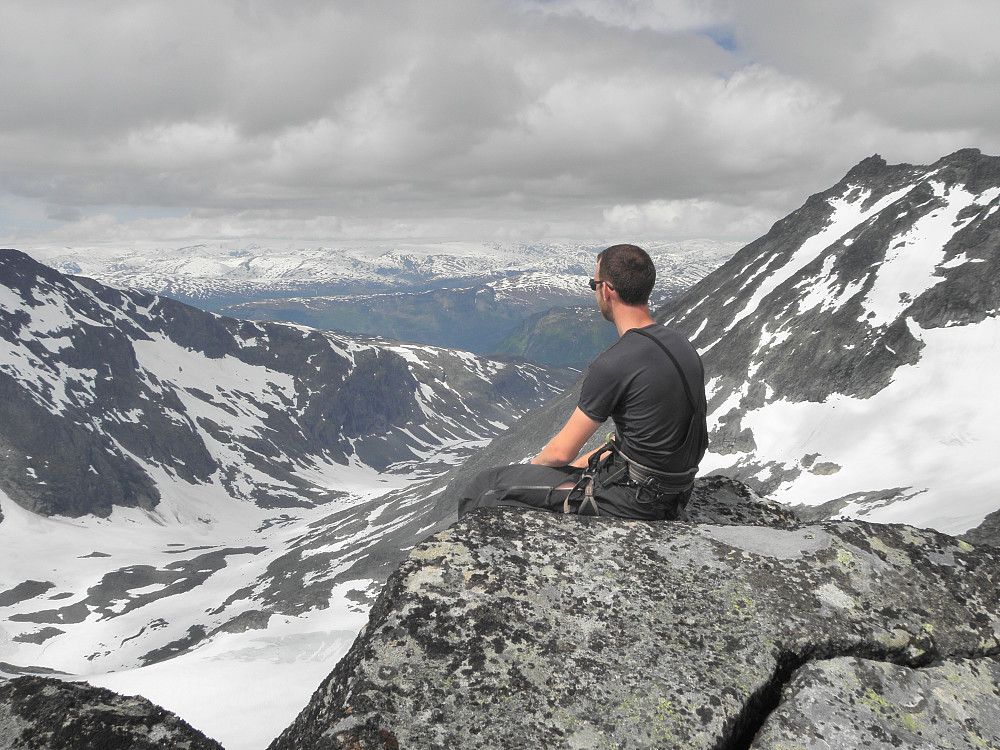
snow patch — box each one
[722,315,1000,535]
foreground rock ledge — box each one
[271,478,1000,750]
[0,675,223,750]
[754,655,1000,749]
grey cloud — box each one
[1,0,999,246]
[734,0,1000,135]
[45,205,83,222]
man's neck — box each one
[613,305,656,337]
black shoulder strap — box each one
[630,327,702,412]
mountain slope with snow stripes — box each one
[657,148,1000,534]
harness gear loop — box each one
[562,438,697,516]
[562,444,615,516]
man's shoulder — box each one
[586,324,698,375]
[587,330,635,369]
[630,323,701,357]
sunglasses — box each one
[589,278,614,291]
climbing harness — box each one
[561,446,618,517]
[561,438,698,516]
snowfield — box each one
[0,478,386,749]
[702,315,1000,534]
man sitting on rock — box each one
[459,243,707,520]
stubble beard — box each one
[598,296,613,322]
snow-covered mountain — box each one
[0,249,569,516]
[657,148,1000,535]
[0,249,570,748]
[26,240,738,311]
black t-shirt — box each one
[577,323,706,471]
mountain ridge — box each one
[27,240,738,311]
[653,147,1000,532]
[0,248,570,519]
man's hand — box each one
[531,408,602,467]
[569,444,610,468]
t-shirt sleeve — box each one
[577,353,622,423]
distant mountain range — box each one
[28,240,738,311]
[28,241,738,366]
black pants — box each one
[458,461,690,521]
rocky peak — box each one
[841,152,888,182]
[652,150,1000,530]
[268,476,1000,749]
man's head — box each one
[595,244,656,306]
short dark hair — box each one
[597,244,655,305]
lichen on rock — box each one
[753,656,1000,749]
[269,476,1000,749]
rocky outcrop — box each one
[270,477,1000,749]
[753,656,1000,749]
[963,506,1000,549]
[0,676,222,749]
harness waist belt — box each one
[601,441,697,493]
[625,460,696,492]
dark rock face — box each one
[0,582,55,608]
[962,507,1000,548]
[270,478,1000,749]
[0,676,222,749]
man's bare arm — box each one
[531,408,602,467]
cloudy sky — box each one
[2,0,998,249]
